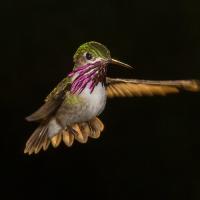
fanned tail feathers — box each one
[24,117,104,155]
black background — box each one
[2,0,200,199]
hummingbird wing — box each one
[26,77,71,121]
[106,77,200,98]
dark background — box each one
[2,0,200,199]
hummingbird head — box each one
[73,41,111,67]
[73,41,132,69]
[69,41,132,94]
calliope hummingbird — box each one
[25,41,200,155]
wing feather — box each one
[26,77,71,121]
[106,77,200,98]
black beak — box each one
[111,58,133,70]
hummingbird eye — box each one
[85,52,93,60]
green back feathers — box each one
[45,77,71,102]
[73,41,111,64]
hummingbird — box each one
[25,41,200,155]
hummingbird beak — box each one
[110,58,133,70]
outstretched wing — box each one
[106,77,200,98]
[26,77,71,121]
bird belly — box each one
[54,83,106,131]
[78,82,106,121]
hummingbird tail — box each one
[24,117,104,155]
[24,120,51,155]
[52,117,105,147]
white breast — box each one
[78,82,106,120]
